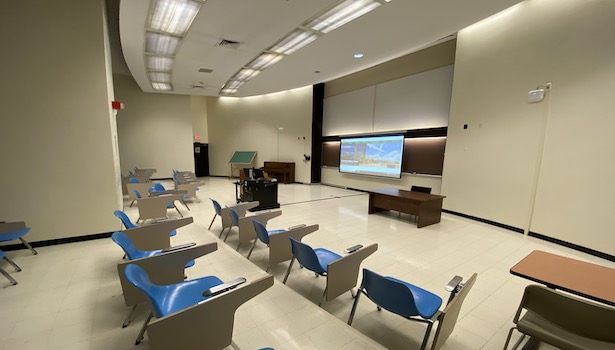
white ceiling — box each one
[118,0,522,97]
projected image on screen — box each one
[339,135,404,178]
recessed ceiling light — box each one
[354,53,364,58]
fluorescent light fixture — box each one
[146,56,174,71]
[269,29,320,55]
[145,32,182,56]
[220,80,244,95]
[148,0,202,35]
[220,88,238,95]
[245,53,284,70]
[152,82,173,91]
[305,0,381,33]
[232,69,261,81]
[354,53,364,58]
[148,72,172,83]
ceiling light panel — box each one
[145,32,182,56]
[305,0,382,33]
[269,29,320,55]
[148,0,203,35]
[246,53,284,70]
[233,69,261,81]
[146,56,174,71]
[152,82,173,91]
[148,72,172,83]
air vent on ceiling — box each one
[198,68,214,73]
[217,39,240,48]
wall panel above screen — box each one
[374,65,453,131]
[323,86,375,136]
[323,65,453,137]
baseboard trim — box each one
[0,231,114,252]
[528,231,615,263]
[442,209,524,233]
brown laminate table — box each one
[367,188,446,228]
[510,250,615,307]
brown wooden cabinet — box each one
[261,162,295,184]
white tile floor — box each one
[1,177,612,350]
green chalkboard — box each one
[229,151,256,164]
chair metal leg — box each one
[130,200,136,207]
[265,265,270,272]
[173,204,183,218]
[122,305,138,328]
[503,328,525,350]
[135,312,153,345]
[318,288,327,306]
[0,267,18,285]
[236,243,241,251]
[347,289,363,325]
[283,258,295,284]
[219,227,226,238]
[19,238,38,255]
[3,256,21,272]
[247,239,258,259]
[420,321,435,350]
[181,199,190,211]
[208,214,217,230]
[224,226,233,242]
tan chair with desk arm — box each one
[121,217,193,251]
[503,284,615,350]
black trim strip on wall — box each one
[442,209,525,233]
[0,231,114,252]
[443,209,615,263]
[529,231,615,263]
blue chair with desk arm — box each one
[248,219,320,272]
[149,183,191,211]
[503,284,615,350]
[347,269,477,350]
[0,250,21,286]
[124,264,274,350]
[111,231,199,328]
[283,237,378,306]
[0,223,38,255]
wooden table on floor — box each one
[367,188,446,228]
[510,250,615,307]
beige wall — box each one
[114,74,194,179]
[0,1,121,241]
[206,87,313,183]
[442,0,615,253]
[190,96,209,143]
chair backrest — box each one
[124,264,167,318]
[111,231,143,260]
[288,236,326,274]
[0,250,5,259]
[132,190,143,199]
[129,177,140,183]
[210,198,222,215]
[251,219,271,245]
[360,268,421,317]
[114,210,138,229]
[411,186,432,194]
[431,273,477,350]
[152,183,165,192]
[229,207,239,226]
[516,284,615,343]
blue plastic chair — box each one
[129,177,140,183]
[222,207,242,242]
[0,250,21,286]
[247,219,285,259]
[124,264,224,345]
[347,268,444,350]
[149,183,190,211]
[0,227,37,255]
[114,210,177,237]
[208,198,223,230]
[111,232,194,268]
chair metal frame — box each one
[348,269,477,350]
